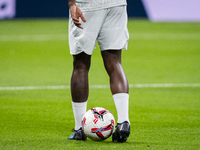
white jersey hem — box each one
[77,2,127,11]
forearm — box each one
[68,0,76,7]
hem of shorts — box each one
[100,47,128,51]
[70,49,92,56]
[78,3,127,11]
[70,37,94,56]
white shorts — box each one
[69,5,129,55]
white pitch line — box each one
[129,83,200,88]
[0,85,70,91]
[130,33,200,40]
[0,34,68,42]
[0,33,200,42]
[0,83,200,91]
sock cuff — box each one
[113,93,129,99]
[72,101,87,107]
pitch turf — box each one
[0,19,200,149]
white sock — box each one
[72,101,87,130]
[113,93,130,124]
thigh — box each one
[97,6,129,51]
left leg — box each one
[101,50,128,95]
[101,50,129,123]
[101,49,130,143]
[97,6,130,143]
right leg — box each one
[68,8,105,140]
[71,52,91,103]
[68,52,91,140]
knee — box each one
[73,61,90,71]
[73,53,91,71]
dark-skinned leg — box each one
[71,52,91,102]
[101,50,128,95]
[70,52,91,132]
[101,50,130,142]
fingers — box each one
[72,18,83,29]
[75,14,86,29]
[80,14,86,23]
[72,15,85,29]
[72,17,79,23]
[74,22,83,29]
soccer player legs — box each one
[68,0,130,142]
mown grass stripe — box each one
[0,33,200,41]
[0,83,200,91]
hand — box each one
[69,4,86,29]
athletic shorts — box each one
[68,5,129,55]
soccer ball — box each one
[82,107,115,141]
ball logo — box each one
[93,114,99,124]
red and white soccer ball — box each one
[82,107,115,141]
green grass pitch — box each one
[0,19,200,149]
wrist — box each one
[68,1,76,7]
